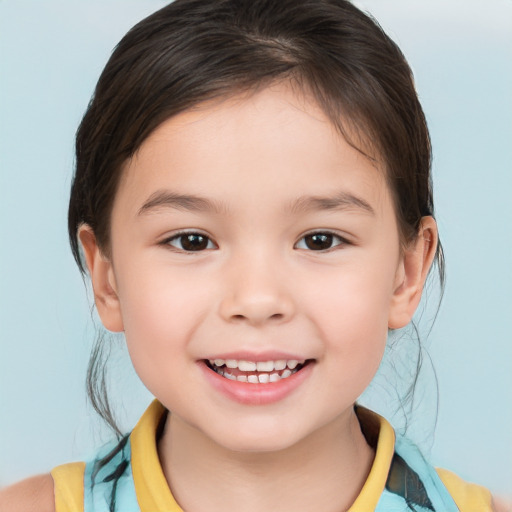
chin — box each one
[203,419,307,454]
[217,435,300,454]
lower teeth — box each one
[213,367,297,383]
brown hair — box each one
[68,0,444,433]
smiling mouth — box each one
[205,358,313,384]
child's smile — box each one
[201,355,315,405]
[86,80,420,455]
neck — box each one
[158,409,375,512]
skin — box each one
[0,475,54,512]
[79,81,438,512]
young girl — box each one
[1,0,509,510]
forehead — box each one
[116,82,391,218]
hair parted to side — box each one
[68,0,445,432]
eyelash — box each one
[161,230,349,253]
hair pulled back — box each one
[68,0,444,432]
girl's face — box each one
[88,82,428,452]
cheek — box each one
[304,257,395,330]
[303,260,394,378]
[115,266,214,372]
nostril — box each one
[231,312,284,323]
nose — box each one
[218,251,295,327]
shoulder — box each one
[436,468,494,512]
[438,468,512,512]
[0,473,55,512]
[493,495,512,512]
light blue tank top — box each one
[84,436,140,512]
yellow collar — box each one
[130,400,395,512]
[130,400,181,511]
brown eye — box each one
[295,232,346,251]
[166,232,215,252]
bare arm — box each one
[493,495,512,512]
[0,474,55,512]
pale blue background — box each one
[1,0,511,495]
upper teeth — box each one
[210,359,303,371]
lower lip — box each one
[199,361,314,405]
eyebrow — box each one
[288,191,375,216]
[138,189,375,216]
[138,190,229,216]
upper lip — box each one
[201,351,311,362]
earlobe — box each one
[388,217,438,329]
[78,225,124,332]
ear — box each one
[78,225,124,332]
[388,216,438,329]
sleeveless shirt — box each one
[51,400,493,512]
